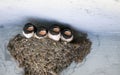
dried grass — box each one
[7,33,91,75]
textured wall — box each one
[0,0,120,75]
[0,0,120,33]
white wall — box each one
[0,0,120,75]
[0,0,120,33]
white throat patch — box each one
[22,31,34,38]
[48,32,61,41]
[34,33,47,39]
[61,35,73,42]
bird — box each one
[34,26,48,39]
[61,28,74,43]
[48,24,61,41]
[22,23,36,38]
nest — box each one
[7,32,91,75]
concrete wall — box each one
[0,0,120,33]
[0,0,120,75]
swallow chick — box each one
[22,23,36,38]
[61,28,74,43]
[34,26,48,39]
[48,24,61,41]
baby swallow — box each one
[34,26,48,39]
[61,28,73,43]
[22,23,36,38]
[48,24,61,41]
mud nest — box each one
[7,32,91,75]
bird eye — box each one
[27,26,34,31]
[39,30,46,35]
[53,28,60,32]
[64,31,71,36]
